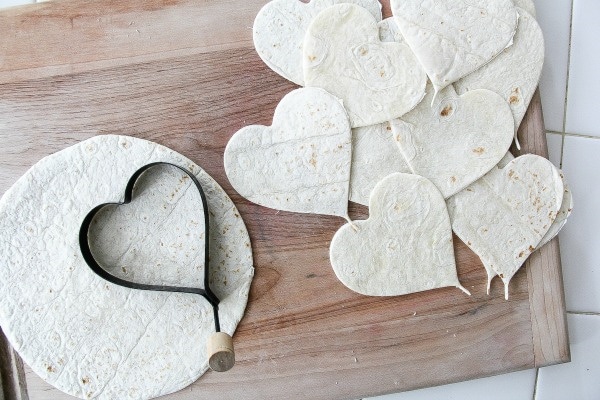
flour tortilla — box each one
[349,121,411,206]
[331,173,469,296]
[539,172,573,248]
[391,0,518,94]
[392,84,514,198]
[496,152,573,250]
[304,4,427,128]
[0,135,254,400]
[253,0,382,86]
[455,8,544,144]
[447,154,563,299]
[512,0,536,17]
[346,18,414,206]
[224,87,352,218]
[378,17,406,44]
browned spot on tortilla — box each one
[47,365,55,373]
[499,273,504,278]
[467,241,472,246]
[450,176,457,183]
[508,170,515,178]
[440,105,453,116]
[82,377,90,385]
[308,55,316,62]
[508,87,521,104]
[380,70,386,77]
[472,147,485,155]
[360,47,368,56]
[309,154,317,167]
[518,251,524,258]
[529,245,535,252]
[386,125,392,130]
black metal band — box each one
[78,162,221,332]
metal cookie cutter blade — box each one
[79,161,235,372]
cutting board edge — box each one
[518,90,571,368]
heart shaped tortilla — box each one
[392,84,514,198]
[330,173,469,296]
[224,87,352,218]
[539,173,573,248]
[455,8,544,145]
[391,0,518,93]
[253,0,382,86]
[496,152,573,250]
[349,121,411,206]
[446,154,564,299]
[303,3,427,128]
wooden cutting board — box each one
[0,1,569,399]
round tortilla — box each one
[0,135,254,400]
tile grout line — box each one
[559,132,565,169]
[567,311,600,316]
[532,368,539,400]
[546,130,600,140]
[558,0,576,169]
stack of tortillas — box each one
[225,0,572,300]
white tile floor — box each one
[1,1,599,399]
[535,0,573,132]
[565,1,600,137]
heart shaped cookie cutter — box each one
[79,162,235,372]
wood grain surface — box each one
[0,1,570,399]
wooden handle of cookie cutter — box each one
[207,332,235,372]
